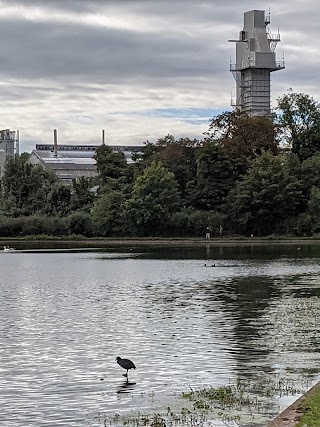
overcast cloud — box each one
[0,0,318,152]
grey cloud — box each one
[0,17,227,83]
[4,0,100,12]
[0,0,319,150]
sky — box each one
[0,0,319,153]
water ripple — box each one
[0,249,320,426]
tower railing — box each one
[230,60,285,71]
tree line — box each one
[1,90,320,238]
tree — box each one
[92,190,127,236]
[155,135,199,200]
[94,144,131,184]
[133,135,199,200]
[276,90,320,160]
[186,141,236,210]
[70,176,95,212]
[300,154,320,201]
[227,152,303,235]
[125,161,181,235]
[67,211,93,236]
[207,110,279,176]
[1,156,58,216]
[45,183,71,216]
[208,110,278,153]
[308,187,320,219]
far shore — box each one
[1,236,320,247]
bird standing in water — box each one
[116,357,136,379]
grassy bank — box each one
[296,383,320,427]
[268,382,320,427]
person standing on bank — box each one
[205,226,211,239]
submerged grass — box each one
[95,376,312,427]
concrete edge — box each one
[267,381,320,427]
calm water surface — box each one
[1,244,320,426]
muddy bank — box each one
[1,237,320,247]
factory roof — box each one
[28,143,143,183]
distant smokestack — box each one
[102,129,105,145]
[53,129,58,156]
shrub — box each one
[67,212,94,237]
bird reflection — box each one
[117,379,136,394]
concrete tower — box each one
[229,10,285,116]
[0,129,19,177]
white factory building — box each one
[28,130,142,184]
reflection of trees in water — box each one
[139,243,318,261]
[143,276,279,378]
[214,275,320,385]
[260,280,320,368]
[211,276,280,377]
[143,271,320,386]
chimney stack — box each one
[102,129,105,145]
[53,129,58,156]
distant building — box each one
[28,144,98,184]
[0,129,19,177]
[229,10,285,116]
[28,143,142,184]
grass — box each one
[296,384,320,427]
[94,377,312,427]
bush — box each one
[21,215,47,236]
[0,215,68,237]
[168,209,226,237]
[67,212,94,237]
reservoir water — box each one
[0,243,320,426]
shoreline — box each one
[268,381,320,426]
[1,236,320,247]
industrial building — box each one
[28,130,142,184]
[229,9,285,116]
[28,144,98,184]
[0,129,19,177]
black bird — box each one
[116,357,136,378]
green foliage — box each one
[228,152,303,235]
[277,90,320,160]
[125,161,181,235]
[67,211,93,237]
[92,190,127,236]
[45,183,72,216]
[0,215,68,237]
[94,144,131,184]
[301,154,320,192]
[1,156,58,216]
[156,136,199,200]
[70,176,95,212]
[133,135,199,201]
[296,385,320,427]
[308,187,320,226]
[187,141,237,210]
[169,209,226,237]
